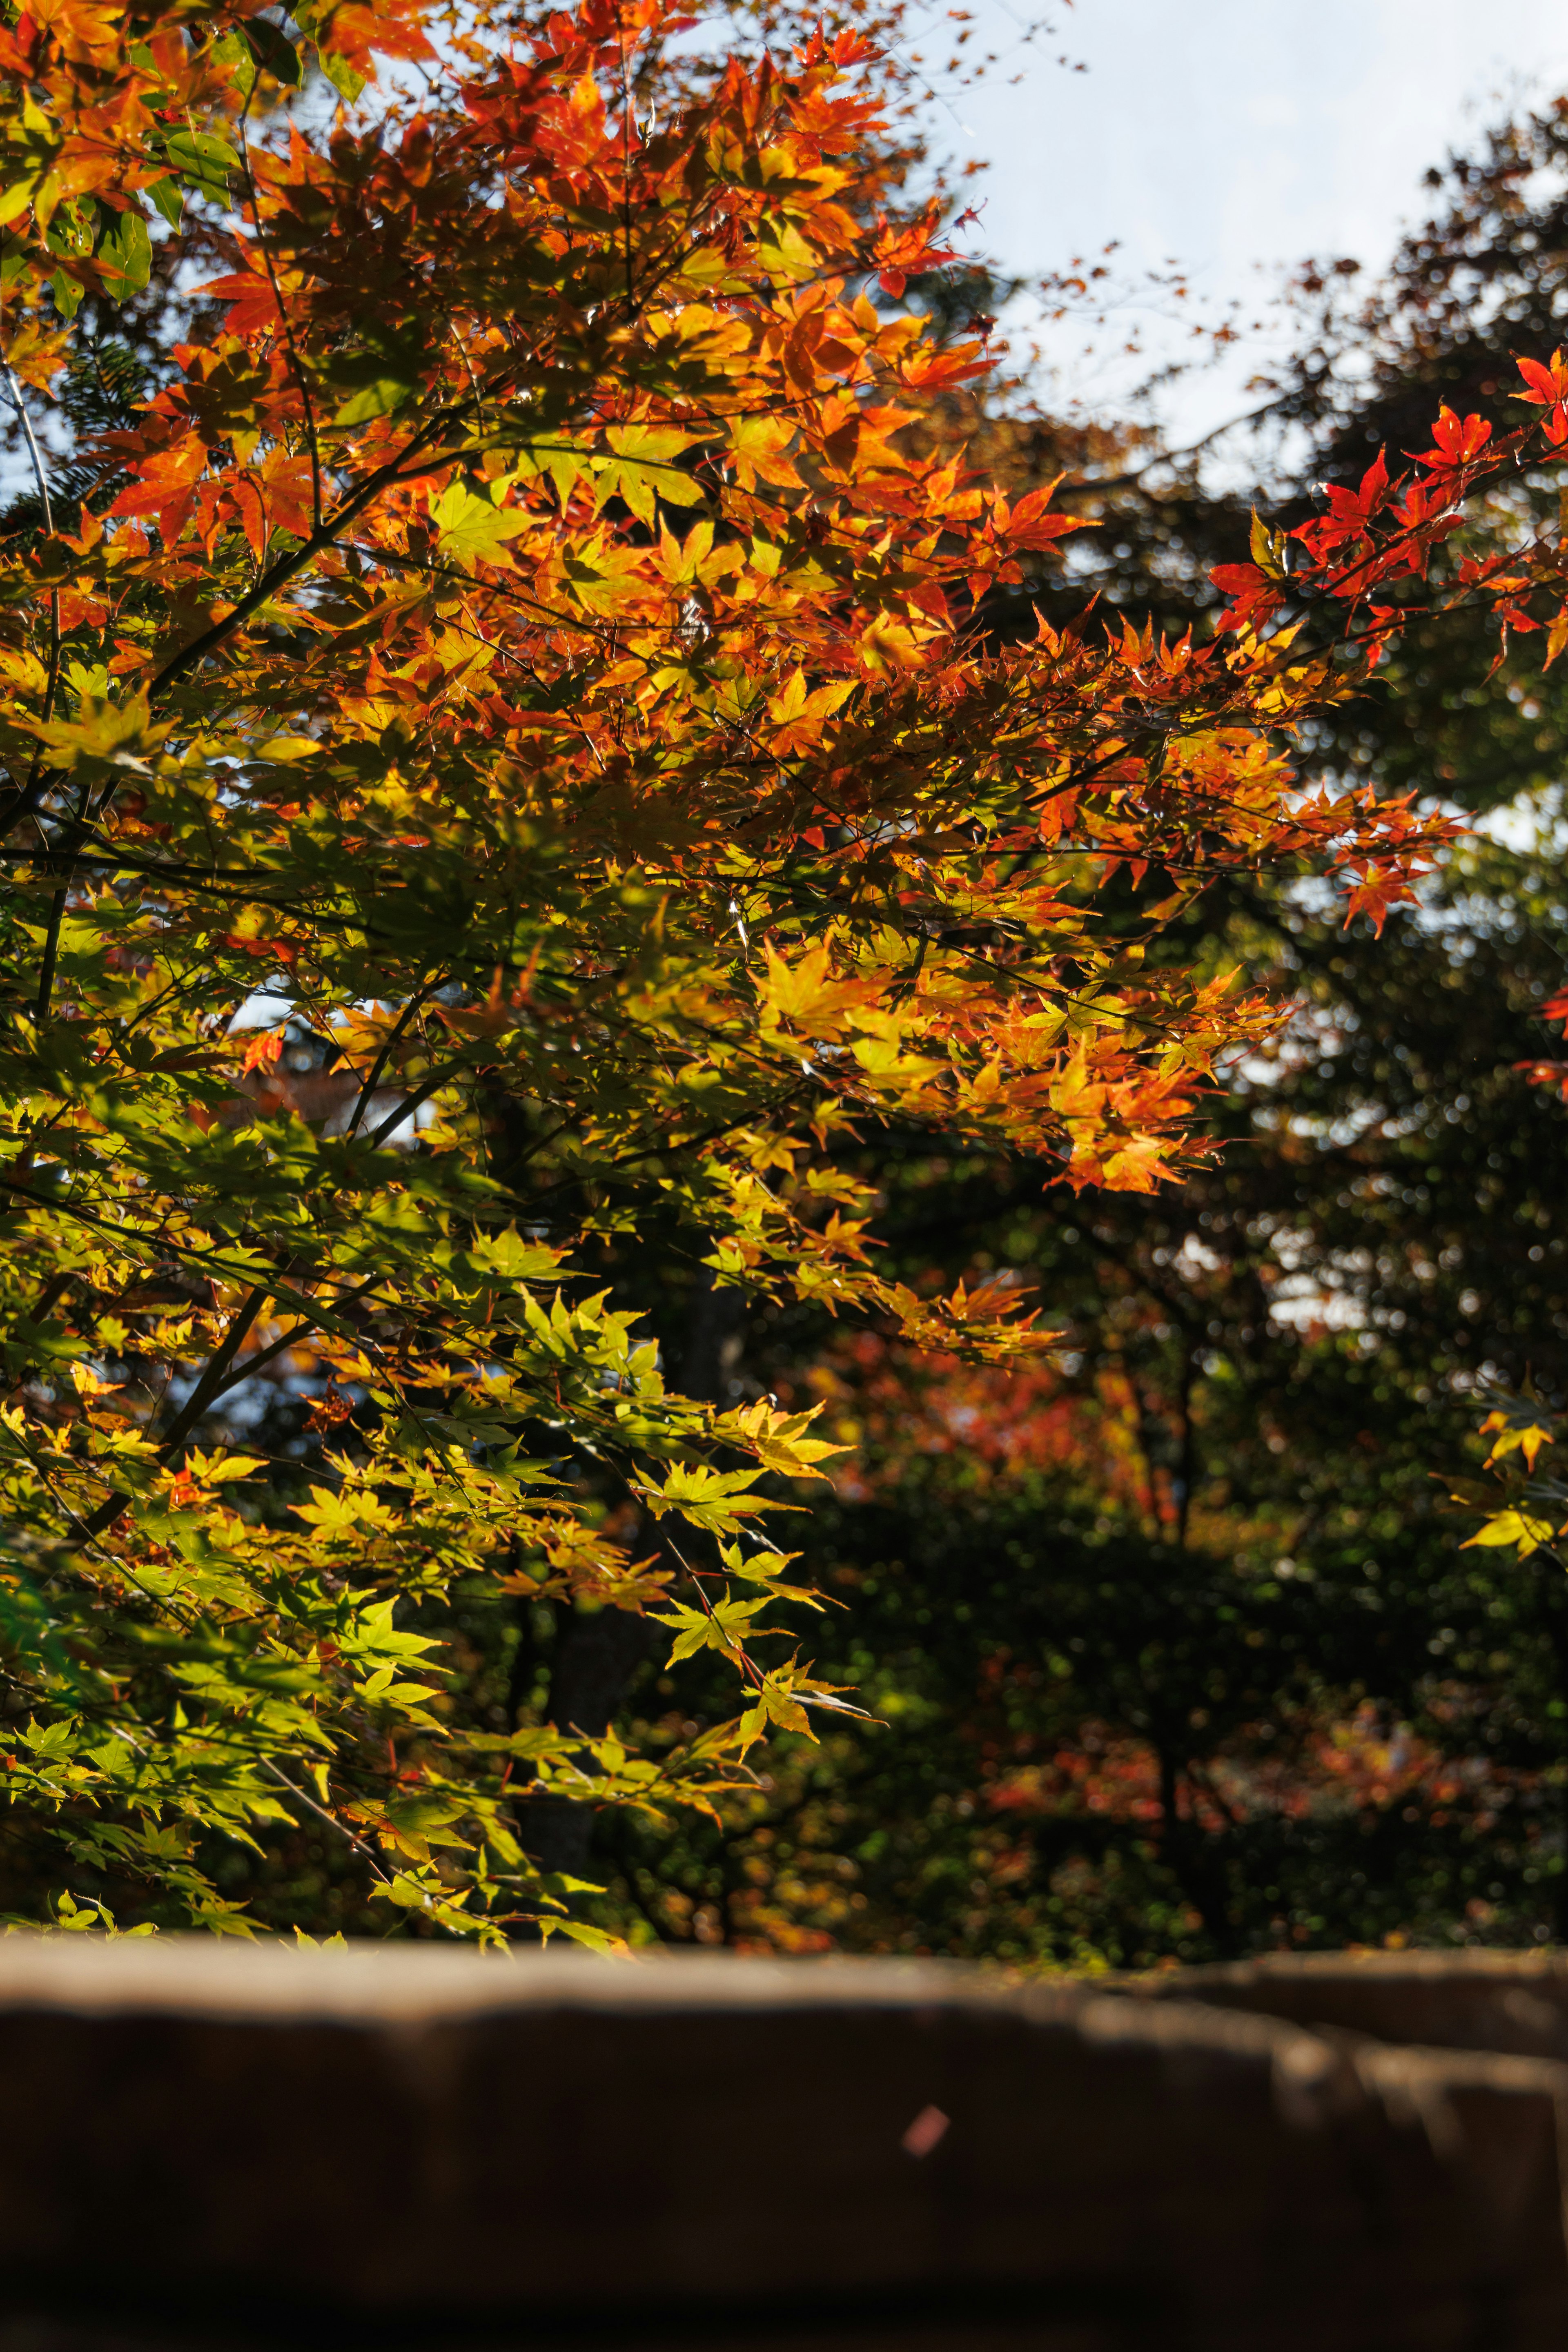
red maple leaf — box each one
[1409,405,1491,473]
[1515,353,1568,447]
[240,1030,285,1074]
[1292,449,1392,565]
[869,206,956,298]
[1340,866,1417,936]
[1211,561,1285,635]
[109,437,207,545]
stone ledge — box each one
[0,1939,1564,2351]
[1136,1945,1568,2061]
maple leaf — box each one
[1462,1508,1557,1559]
[198,262,282,341]
[1002,483,1084,551]
[1339,867,1418,935]
[757,939,879,1040]
[1516,351,1568,410]
[726,414,803,490]
[718,1398,846,1480]
[1291,449,1392,565]
[1479,1407,1555,1473]
[1211,561,1285,637]
[429,482,528,570]
[1410,405,1491,472]
[109,437,207,544]
[869,204,956,298]
[240,1030,285,1075]
[635,1462,771,1530]
[595,423,706,526]
[764,668,853,754]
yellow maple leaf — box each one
[758,938,878,1040]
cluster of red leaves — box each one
[978,1705,1479,1833]
[1212,365,1568,695]
[812,1328,1161,1519]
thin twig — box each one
[365,1054,466,1147]
[664,1532,768,1696]
[153,1275,281,1457]
[235,80,324,532]
[2,361,53,536]
[144,381,509,701]
[619,8,635,314]
[0,361,64,878]
[179,1267,385,1419]
[34,764,89,1022]
[79,1265,385,1536]
[258,1757,396,1886]
[345,980,442,1138]
[11,1436,207,1638]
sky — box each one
[929,0,1568,442]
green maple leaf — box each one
[430,483,528,570]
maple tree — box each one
[0,0,1522,1940]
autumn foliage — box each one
[0,0,1552,1937]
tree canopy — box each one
[0,0,1564,1943]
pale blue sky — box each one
[935,0,1568,441]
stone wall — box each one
[1,1940,1566,2351]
